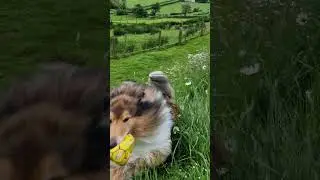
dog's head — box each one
[0,62,108,180]
[110,82,163,150]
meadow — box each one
[214,1,320,179]
[126,0,167,8]
[111,0,210,179]
[111,22,210,52]
[110,0,210,58]
[111,15,191,24]
[159,2,210,14]
[111,35,210,180]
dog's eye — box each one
[123,117,130,122]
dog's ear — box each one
[135,98,153,116]
[136,99,153,116]
[135,91,154,116]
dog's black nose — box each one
[110,138,117,149]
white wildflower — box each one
[187,51,209,70]
[185,81,192,86]
[202,65,207,70]
[173,126,180,134]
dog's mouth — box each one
[109,134,127,149]
[109,139,118,149]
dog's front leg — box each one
[145,149,171,168]
[125,147,171,178]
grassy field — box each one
[110,0,209,57]
[159,2,210,14]
[110,2,210,58]
[111,14,191,24]
[111,1,209,24]
[214,1,320,179]
[116,29,180,46]
[111,34,210,179]
[111,1,211,178]
[0,0,105,88]
[126,0,168,8]
[111,22,210,52]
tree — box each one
[181,3,191,16]
[150,3,161,16]
[116,8,128,15]
[111,0,120,9]
[121,0,127,9]
[132,4,148,18]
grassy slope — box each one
[111,34,210,180]
[116,29,180,48]
[111,34,209,86]
[111,1,210,23]
[111,14,191,24]
[126,0,168,8]
[0,0,105,88]
[159,2,210,14]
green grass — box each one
[111,34,210,179]
[111,14,191,24]
[115,29,179,49]
[214,1,320,179]
[110,22,210,56]
[159,2,210,14]
[111,34,209,86]
[0,0,105,88]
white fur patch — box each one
[129,105,173,162]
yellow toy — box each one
[110,134,135,166]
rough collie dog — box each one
[0,62,108,180]
[110,71,178,180]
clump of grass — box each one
[141,36,169,50]
[116,8,128,15]
[113,27,128,36]
[185,26,198,37]
[111,38,136,56]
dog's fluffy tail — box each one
[148,71,174,101]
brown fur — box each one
[0,62,108,180]
[110,83,163,142]
[110,72,177,180]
